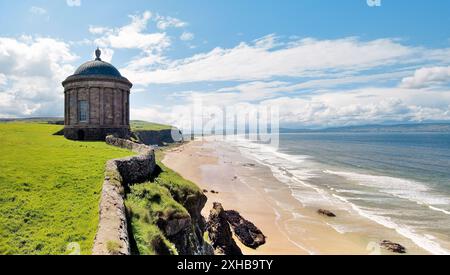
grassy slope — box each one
[125,148,203,255]
[126,183,185,255]
[0,123,133,255]
[131,120,172,131]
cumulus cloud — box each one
[123,35,423,85]
[0,73,7,86]
[400,66,450,89]
[66,0,81,7]
[0,36,77,117]
[131,87,450,129]
[90,11,170,55]
[88,26,109,35]
[121,32,450,127]
[180,32,194,41]
[259,88,450,127]
[155,15,187,30]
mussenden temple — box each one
[62,48,132,141]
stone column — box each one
[127,90,130,126]
[112,89,116,125]
[75,88,79,124]
[122,89,126,126]
[87,86,91,124]
[100,87,104,126]
[64,90,68,125]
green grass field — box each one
[131,120,173,131]
[0,123,133,255]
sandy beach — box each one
[162,139,431,255]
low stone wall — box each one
[92,136,155,255]
[106,135,156,184]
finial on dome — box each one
[95,47,102,61]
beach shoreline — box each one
[162,138,434,255]
[163,139,307,255]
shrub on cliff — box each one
[154,162,205,216]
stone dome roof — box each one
[73,48,122,77]
[74,60,122,77]
[62,48,132,88]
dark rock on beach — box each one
[206,203,243,255]
[380,240,406,254]
[317,209,336,217]
[225,210,266,249]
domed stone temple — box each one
[62,48,132,140]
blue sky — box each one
[1,0,450,128]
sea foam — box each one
[226,137,450,255]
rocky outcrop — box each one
[92,136,156,255]
[206,203,242,255]
[162,185,211,255]
[153,165,211,255]
[318,209,336,217]
[225,210,266,249]
[167,221,213,255]
[380,240,406,254]
[105,136,155,184]
[134,129,183,146]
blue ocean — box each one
[233,132,450,254]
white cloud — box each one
[155,15,187,30]
[90,11,170,54]
[209,71,411,104]
[259,88,450,127]
[132,87,450,129]
[123,35,425,85]
[0,36,77,117]
[401,66,450,89]
[88,26,109,35]
[0,74,6,86]
[30,6,47,15]
[122,33,450,127]
[180,32,194,41]
[66,0,81,7]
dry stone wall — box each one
[92,136,155,255]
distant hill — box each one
[280,123,450,133]
[130,120,173,131]
[130,120,182,146]
[0,118,174,130]
[0,117,64,124]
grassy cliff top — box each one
[126,149,204,255]
[0,123,134,255]
[131,120,173,131]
